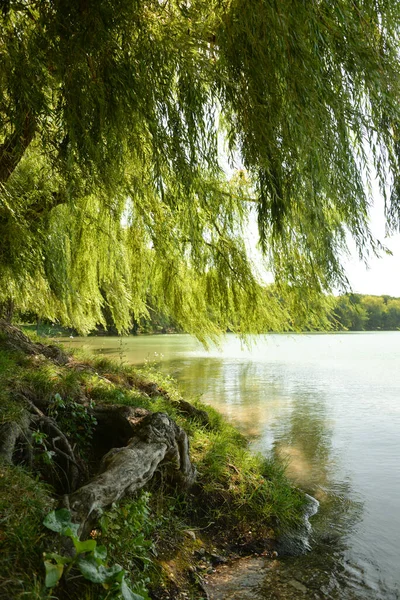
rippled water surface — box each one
[60,332,400,599]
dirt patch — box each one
[203,556,312,600]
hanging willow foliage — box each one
[1,1,400,335]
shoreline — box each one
[0,323,306,599]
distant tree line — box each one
[330,294,400,331]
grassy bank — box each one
[0,327,305,600]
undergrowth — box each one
[0,332,306,599]
[0,463,54,599]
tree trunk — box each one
[0,112,36,182]
[0,298,14,323]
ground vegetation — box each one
[0,322,304,599]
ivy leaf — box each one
[43,509,71,533]
[77,555,124,583]
[73,537,97,554]
[93,545,107,562]
[120,578,145,600]
[43,509,79,538]
[44,560,64,588]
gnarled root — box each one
[67,411,196,537]
[0,319,69,365]
[0,410,31,463]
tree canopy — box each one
[331,293,400,330]
[1,0,400,337]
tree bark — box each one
[0,113,36,183]
[0,320,70,365]
[0,411,31,463]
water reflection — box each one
[269,387,335,493]
[165,358,294,440]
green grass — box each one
[0,463,54,600]
[185,407,305,539]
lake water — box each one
[60,332,400,599]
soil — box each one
[203,555,312,600]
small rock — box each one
[210,554,227,566]
[288,579,307,593]
[183,529,196,541]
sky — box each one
[244,190,400,298]
[342,199,400,297]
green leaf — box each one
[43,509,72,533]
[77,555,124,583]
[113,568,125,583]
[93,545,107,562]
[73,537,97,554]
[64,523,80,538]
[44,560,64,588]
[43,509,79,538]
[120,578,145,600]
[43,552,71,566]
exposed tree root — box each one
[35,414,83,491]
[66,411,196,537]
[0,319,69,365]
[0,410,31,463]
[1,393,85,492]
[0,322,198,538]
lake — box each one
[60,332,400,599]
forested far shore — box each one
[330,294,400,331]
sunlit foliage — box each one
[1,1,400,335]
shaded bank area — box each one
[0,322,306,600]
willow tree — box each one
[1,0,400,336]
